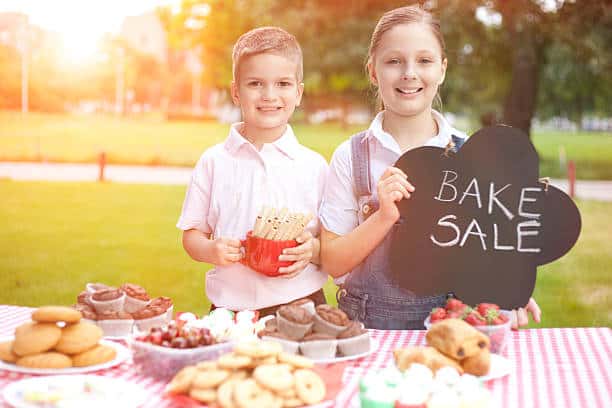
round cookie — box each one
[55,321,103,355]
[166,366,199,394]
[253,364,294,392]
[192,369,230,389]
[278,352,314,369]
[235,341,282,359]
[32,306,82,324]
[233,379,278,408]
[218,352,253,370]
[16,352,72,369]
[12,321,62,356]
[294,369,326,405]
[189,388,217,404]
[71,344,116,367]
[0,341,18,363]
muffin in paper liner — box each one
[86,282,113,294]
[299,338,338,359]
[98,318,134,337]
[275,310,313,341]
[134,312,168,333]
[337,332,371,356]
[313,313,347,336]
[290,298,316,316]
[123,296,149,314]
[89,292,126,314]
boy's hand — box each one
[376,167,415,224]
[277,231,314,278]
[510,297,542,329]
[211,237,242,266]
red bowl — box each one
[241,231,297,277]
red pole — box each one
[568,160,576,198]
[98,151,106,182]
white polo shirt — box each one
[177,123,329,310]
[320,110,467,236]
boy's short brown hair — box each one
[232,27,303,82]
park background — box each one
[0,0,610,328]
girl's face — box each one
[370,23,447,117]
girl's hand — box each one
[376,167,415,223]
[211,237,242,266]
[277,231,314,278]
[510,297,542,329]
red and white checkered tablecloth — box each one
[1,305,610,407]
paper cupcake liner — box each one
[90,293,126,314]
[275,311,313,341]
[299,339,338,359]
[123,296,150,314]
[312,313,347,336]
[338,332,370,356]
[296,300,316,316]
[135,313,168,333]
[98,319,134,337]
[166,305,174,321]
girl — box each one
[319,5,541,329]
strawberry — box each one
[446,310,463,319]
[445,298,465,312]
[429,307,447,322]
[476,303,500,317]
[464,310,486,326]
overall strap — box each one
[451,134,465,152]
[350,131,372,197]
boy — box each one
[177,27,328,315]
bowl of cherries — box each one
[424,299,512,354]
[129,320,234,380]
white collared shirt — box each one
[177,123,328,310]
[320,110,467,236]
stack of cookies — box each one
[394,318,491,376]
[166,340,327,408]
[0,306,116,369]
[258,300,371,359]
[74,282,174,336]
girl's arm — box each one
[182,229,242,266]
[321,167,414,278]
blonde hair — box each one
[366,5,446,111]
[232,27,303,82]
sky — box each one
[0,0,181,62]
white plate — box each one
[480,353,511,381]
[0,338,130,375]
[3,375,147,408]
[313,338,377,364]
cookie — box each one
[32,306,82,324]
[55,321,103,354]
[12,321,62,356]
[16,352,72,369]
[217,378,238,408]
[294,369,326,405]
[233,379,278,408]
[192,369,230,389]
[235,340,282,359]
[166,366,199,394]
[277,352,314,369]
[189,388,217,403]
[71,344,116,367]
[196,360,218,371]
[253,364,294,392]
[218,352,253,370]
[0,341,18,363]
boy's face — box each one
[231,53,303,133]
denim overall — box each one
[337,131,465,329]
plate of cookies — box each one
[0,306,130,375]
[258,300,375,364]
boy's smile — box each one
[231,53,304,145]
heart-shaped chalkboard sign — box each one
[390,125,581,309]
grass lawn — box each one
[1,111,611,179]
[0,180,610,328]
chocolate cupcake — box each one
[97,310,134,337]
[149,296,174,321]
[86,282,113,294]
[299,333,338,359]
[73,303,97,324]
[337,321,370,356]
[290,298,316,316]
[89,288,126,314]
[77,290,93,306]
[313,304,349,336]
[133,305,168,332]
[276,305,314,340]
[121,283,150,314]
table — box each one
[1,305,610,407]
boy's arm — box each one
[182,229,242,266]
